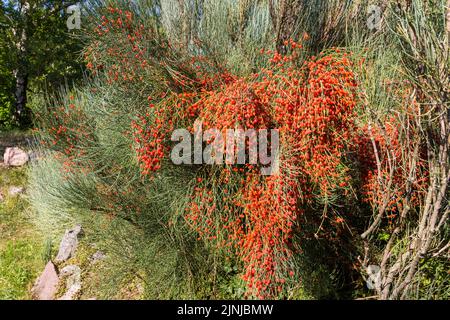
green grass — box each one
[0,165,45,300]
[0,240,43,299]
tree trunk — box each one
[13,67,28,120]
[12,1,30,126]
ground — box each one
[0,130,44,299]
[0,130,145,300]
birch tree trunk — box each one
[12,1,30,125]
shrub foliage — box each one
[30,0,449,299]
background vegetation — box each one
[0,0,84,129]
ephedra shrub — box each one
[30,0,448,299]
[31,1,361,298]
[127,34,362,297]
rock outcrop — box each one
[3,147,29,166]
[55,225,83,264]
[31,262,59,300]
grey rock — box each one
[58,265,82,300]
[3,147,29,166]
[55,225,83,264]
[31,261,60,300]
[90,250,106,263]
